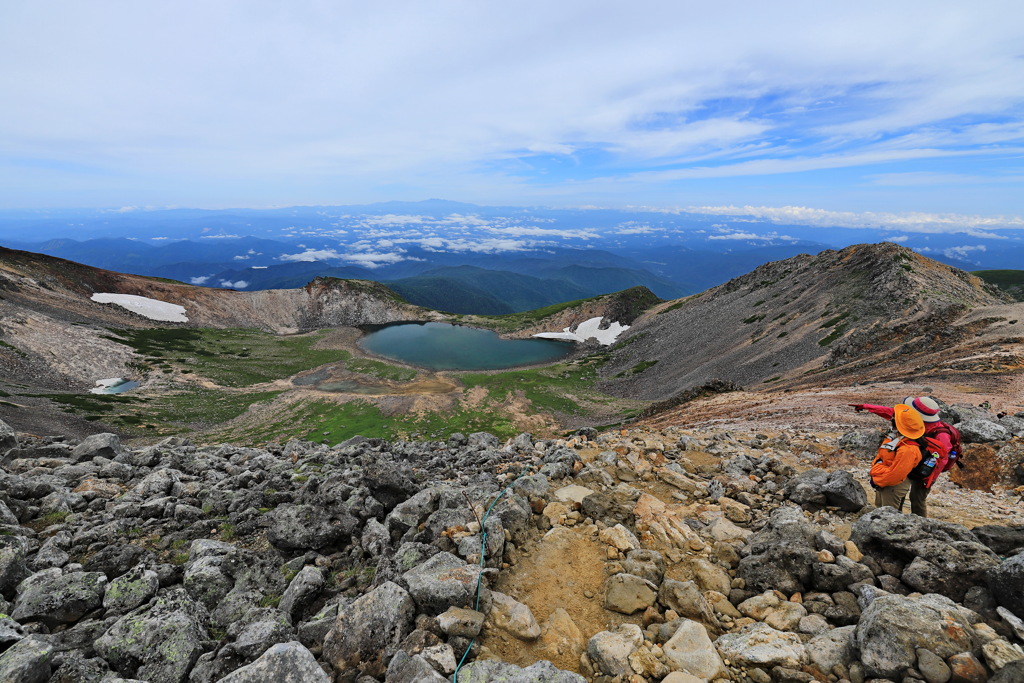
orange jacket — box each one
[870,433,922,488]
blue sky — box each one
[2,1,1024,231]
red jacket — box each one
[854,403,954,487]
[870,433,923,488]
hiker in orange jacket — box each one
[868,404,925,512]
[850,396,961,517]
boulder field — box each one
[0,420,1022,682]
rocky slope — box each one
[599,243,1015,402]
[1,404,1022,683]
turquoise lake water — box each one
[359,322,573,370]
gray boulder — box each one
[736,507,819,594]
[0,538,31,598]
[278,566,325,621]
[0,418,18,453]
[402,551,484,615]
[103,564,159,616]
[713,622,806,669]
[0,612,25,648]
[215,641,329,682]
[837,430,882,455]
[266,503,358,551]
[604,573,657,615]
[71,433,124,462]
[987,551,1024,618]
[0,500,18,526]
[820,469,868,511]
[973,525,1024,556]
[13,568,107,626]
[991,659,1024,683]
[322,581,415,677]
[455,659,587,682]
[850,507,999,601]
[855,592,982,679]
[783,469,829,506]
[0,637,54,683]
[95,587,209,683]
[587,623,643,677]
[959,418,1010,443]
[785,469,866,511]
[806,625,855,678]
[384,651,448,683]
[225,607,296,660]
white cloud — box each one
[232,254,249,260]
[887,235,910,243]
[219,280,249,289]
[200,234,242,239]
[942,245,987,261]
[338,251,408,268]
[490,226,600,239]
[278,248,344,262]
[692,205,1023,236]
[707,230,797,241]
[190,275,211,285]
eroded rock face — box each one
[987,551,1024,618]
[95,587,209,683]
[855,592,982,679]
[322,581,415,677]
[850,507,999,601]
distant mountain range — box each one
[2,200,1022,314]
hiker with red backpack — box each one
[850,396,963,517]
[867,404,926,511]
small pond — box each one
[358,322,573,371]
[90,379,141,395]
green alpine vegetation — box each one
[973,269,1024,301]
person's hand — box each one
[849,404,865,412]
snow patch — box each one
[91,293,188,322]
[533,317,629,345]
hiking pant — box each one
[909,479,930,517]
[874,478,911,512]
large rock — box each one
[226,607,296,660]
[714,622,806,669]
[95,587,209,683]
[806,625,855,678]
[103,564,160,616]
[455,659,586,682]
[0,418,18,453]
[855,592,982,679]
[278,566,324,621]
[850,507,999,601]
[13,568,107,626]
[959,419,1010,443]
[0,637,55,683]
[587,623,644,677]
[973,525,1024,556]
[662,619,725,679]
[658,579,718,630]
[322,581,415,677]
[0,538,31,599]
[215,641,329,682]
[820,469,868,511]
[987,551,1024,618]
[604,573,657,615]
[384,651,448,683]
[488,591,541,640]
[266,503,358,551]
[402,551,484,615]
[71,433,124,462]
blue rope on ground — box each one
[453,465,535,682]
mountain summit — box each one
[599,243,1013,401]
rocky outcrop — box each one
[0,421,1022,683]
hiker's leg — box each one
[909,479,929,517]
[875,479,911,511]
[893,478,911,511]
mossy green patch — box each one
[103,328,352,387]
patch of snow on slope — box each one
[91,293,188,322]
[533,317,628,345]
